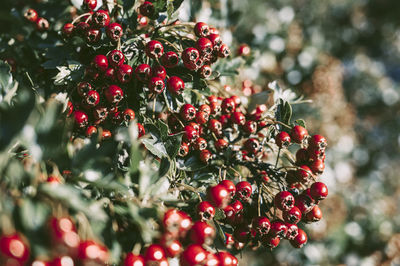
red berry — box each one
[208,34,222,50]
[199,104,211,115]
[290,125,308,144]
[117,64,133,83]
[86,125,98,137]
[92,10,110,27]
[270,220,288,238]
[283,206,302,224]
[199,65,212,78]
[199,149,212,163]
[196,38,213,55]
[309,159,325,175]
[216,251,238,266]
[180,244,207,266]
[148,77,165,94]
[210,102,221,115]
[233,225,249,243]
[261,235,280,249]
[296,148,309,164]
[162,209,192,238]
[219,180,236,197]
[92,55,108,72]
[190,221,215,245]
[259,171,269,184]
[252,216,271,236]
[146,40,164,59]
[295,194,315,214]
[183,125,199,143]
[106,22,123,41]
[231,111,246,125]
[0,234,30,262]
[197,201,216,221]
[137,123,145,138]
[237,44,251,56]
[160,237,182,258]
[83,0,97,10]
[76,21,90,36]
[178,142,189,157]
[161,51,179,68]
[104,68,116,81]
[24,8,38,23]
[74,110,88,128]
[32,259,51,266]
[215,139,228,151]
[77,82,92,96]
[285,223,299,240]
[195,111,209,125]
[77,240,109,263]
[235,181,252,200]
[310,182,328,201]
[85,28,101,43]
[207,184,230,208]
[208,119,223,136]
[105,85,124,104]
[151,65,167,80]
[107,50,125,67]
[243,120,257,134]
[180,104,197,121]
[167,76,185,95]
[123,109,135,122]
[275,131,291,148]
[84,90,100,107]
[296,165,312,183]
[135,64,151,82]
[194,22,210,37]
[182,47,200,63]
[62,23,75,38]
[290,228,307,248]
[274,191,295,211]
[50,256,74,266]
[193,138,207,151]
[221,98,236,114]
[304,205,322,223]
[144,244,166,262]
[36,17,49,31]
[124,253,144,266]
[309,134,328,150]
[244,138,260,154]
[93,106,108,121]
[218,44,230,58]
[139,1,155,17]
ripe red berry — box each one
[92,55,108,72]
[243,120,257,135]
[84,90,100,107]
[74,110,88,128]
[290,228,307,248]
[283,206,302,224]
[190,221,215,245]
[195,111,209,125]
[244,138,260,154]
[252,216,271,236]
[32,259,51,266]
[178,142,189,157]
[290,125,308,144]
[77,240,109,263]
[180,244,207,266]
[219,180,236,197]
[208,119,223,136]
[107,50,125,67]
[137,123,145,138]
[199,149,212,163]
[274,191,295,211]
[105,85,124,104]
[0,234,30,263]
[148,77,165,94]
[309,159,325,175]
[124,253,145,266]
[122,109,135,122]
[285,223,299,240]
[275,131,291,148]
[295,194,315,214]
[62,23,75,38]
[237,44,251,56]
[262,235,280,249]
[309,134,328,150]
[197,201,216,221]
[182,47,200,63]
[146,40,164,58]
[117,64,133,83]
[76,82,92,96]
[144,244,166,262]
[296,165,312,183]
[218,44,230,58]
[194,22,210,37]
[304,205,323,223]
[51,256,75,266]
[24,8,38,23]
[182,125,198,143]
[310,182,328,201]
[135,64,151,82]
[161,51,179,68]
[139,1,155,17]
[208,34,222,49]
[36,17,49,31]
[221,98,236,114]
[85,28,101,43]
[210,102,221,115]
[270,220,288,238]
[196,38,213,55]
[207,184,230,208]
[194,137,207,151]
[216,251,238,266]
[76,21,90,36]
[86,125,98,137]
[180,104,197,121]
[167,76,185,95]
[235,181,252,200]
[151,65,167,80]
[231,111,246,125]
[83,0,97,10]
[160,237,182,258]
[106,22,123,41]
[199,65,212,78]
[199,104,211,115]
[215,138,228,151]
[162,209,192,238]
[92,10,110,28]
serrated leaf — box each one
[142,133,168,158]
[276,99,292,125]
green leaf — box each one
[165,133,183,158]
[0,61,13,91]
[19,200,50,231]
[142,133,168,158]
[177,156,207,171]
[159,157,171,177]
[294,119,306,128]
[276,99,292,125]
[214,208,226,221]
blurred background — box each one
[182,0,400,265]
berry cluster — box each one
[24,8,49,31]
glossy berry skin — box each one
[146,77,165,95]
[139,1,155,17]
[167,76,185,95]
[196,38,213,55]
[207,184,230,208]
[194,22,210,37]
[290,228,307,248]
[161,51,179,68]
[275,131,291,148]
[180,244,207,266]
[216,251,238,266]
[199,65,212,78]
[135,64,151,82]
[262,235,280,249]
[182,47,200,63]
[283,206,302,224]
[233,225,249,243]
[160,238,182,258]
[86,125,98,137]
[106,22,123,41]
[197,201,216,221]
[144,244,166,262]
[252,216,271,236]
[295,194,315,214]
[146,40,164,59]
[290,125,308,144]
[237,44,251,56]
[231,111,246,125]
[270,221,288,238]
[179,104,196,121]
[309,134,327,150]
[208,119,223,135]
[92,55,108,72]
[122,109,135,122]
[215,138,228,151]
[50,256,74,266]
[199,149,212,163]
[190,221,215,245]
[218,44,230,58]
[85,28,101,44]
[77,82,92,96]
[199,104,211,115]
[195,111,209,125]
[285,223,299,240]
[84,90,100,107]
[0,234,30,262]
[83,0,97,10]
[221,98,236,114]
[274,191,295,211]
[219,180,236,197]
[24,8,38,23]
[296,165,312,183]
[107,50,125,67]
[105,85,124,104]
[304,205,322,223]
[124,253,144,266]
[309,159,325,175]
[183,125,199,143]
[62,23,75,38]
[243,120,257,134]
[178,142,189,157]
[235,181,252,200]
[92,10,110,27]
[194,137,207,151]
[208,34,222,49]
[137,123,145,138]
[36,17,49,31]
[210,102,221,115]
[117,64,133,84]
[74,110,88,128]
[77,240,109,263]
[244,138,260,154]
[151,65,167,80]
[310,182,328,201]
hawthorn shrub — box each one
[0,0,329,265]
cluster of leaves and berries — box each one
[0,0,331,265]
